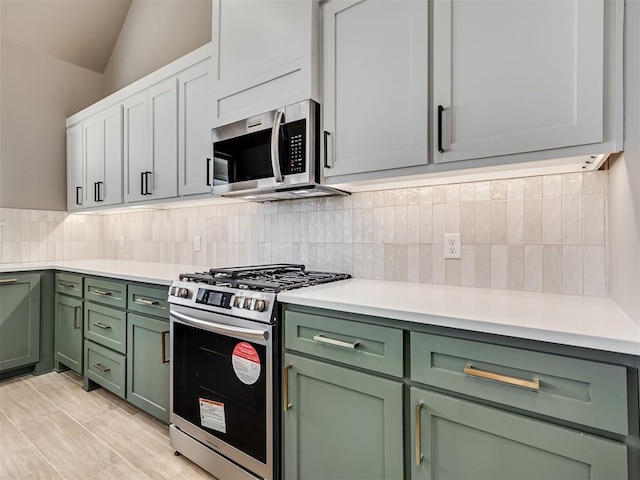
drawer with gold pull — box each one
[285,309,403,377]
[85,340,126,399]
[84,302,126,353]
[410,332,628,435]
[55,272,83,297]
[84,277,126,309]
[127,284,169,319]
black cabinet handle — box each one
[324,131,330,168]
[437,105,445,154]
[94,182,98,202]
[97,182,104,202]
[145,171,151,195]
[206,158,212,186]
[140,172,146,195]
[76,186,82,205]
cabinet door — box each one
[101,105,124,207]
[410,387,628,480]
[123,91,150,203]
[178,62,212,196]
[83,114,102,208]
[0,274,41,372]
[148,78,178,200]
[284,353,403,479]
[127,313,170,423]
[66,123,84,211]
[433,0,604,163]
[323,0,428,178]
[55,294,83,374]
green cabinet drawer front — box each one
[284,309,403,377]
[284,353,404,480]
[0,273,41,372]
[55,272,83,298]
[55,294,83,374]
[84,277,126,308]
[84,303,126,353]
[127,313,170,423]
[85,340,126,399]
[127,285,169,320]
[410,387,628,480]
[410,332,628,435]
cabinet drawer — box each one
[285,309,403,377]
[55,272,83,297]
[410,332,628,435]
[128,285,169,319]
[84,277,126,308]
[84,303,126,354]
[85,340,126,399]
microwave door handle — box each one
[170,310,269,341]
[270,109,284,183]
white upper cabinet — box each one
[178,61,212,196]
[322,0,428,178]
[123,78,178,203]
[84,105,123,208]
[66,124,84,211]
[433,0,606,163]
[210,0,320,127]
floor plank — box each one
[36,375,118,424]
[89,460,148,480]
[18,410,122,479]
[0,411,49,479]
[20,464,64,480]
[0,379,60,426]
[83,409,191,479]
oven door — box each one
[212,100,316,195]
[170,305,274,480]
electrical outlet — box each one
[444,233,461,259]
[119,236,125,249]
[194,236,201,252]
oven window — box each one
[173,322,268,463]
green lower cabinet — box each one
[410,387,628,480]
[55,294,83,374]
[0,273,41,372]
[126,313,170,423]
[284,353,403,480]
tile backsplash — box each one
[0,171,608,297]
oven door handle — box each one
[170,310,269,341]
[270,109,284,183]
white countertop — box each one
[3,261,638,355]
[278,278,640,356]
[0,259,206,286]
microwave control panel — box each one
[285,120,306,175]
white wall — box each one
[0,40,103,211]
[608,0,640,324]
[102,0,211,96]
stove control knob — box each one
[255,300,266,312]
[244,298,255,310]
[233,296,241,308]
[177,288,190,298]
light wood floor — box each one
[0,370,216,479]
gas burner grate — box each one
[179,264,350,292]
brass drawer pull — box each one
[58,281,76,288]
[283,364,293,412]
[415,402,424,466]
[93,322,111,330]
[92,289,113,296]
[464,364,540,391]
[93,363,110,373]
[73,306,81,329]
[312,334,359,350]
[0,278,18,284]
[135,298,160,306]
[161,331,169,364]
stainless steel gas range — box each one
[168,264,350,480]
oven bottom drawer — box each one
[85,340,126,399]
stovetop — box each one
[178,264,351,293]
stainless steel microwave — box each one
[211,100,347,201]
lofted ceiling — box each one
[0,0,132,73]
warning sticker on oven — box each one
[199,398,226,433]
[232,342,261,385]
